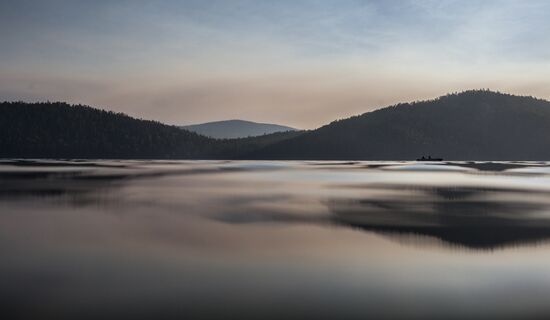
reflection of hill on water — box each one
[341,225,550,250]
[330,184,550,250]
[4,160,550,250]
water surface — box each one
[2,160,550,319]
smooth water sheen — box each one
[2,160,550,319]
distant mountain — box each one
[181,119,297,139]
[248,90,550,160]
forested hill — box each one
[0,102,301,159]
[0,102,219,159]
[248,90,550,160]
[4,90,550,160]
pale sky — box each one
[1,0,550,129]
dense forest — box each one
[248,90,550,160]
[0,102,299,159]
[0,102,213,158]
[3,90,550,160]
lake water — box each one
[2,160,550,319]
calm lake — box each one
[2,160,550,319]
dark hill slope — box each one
[0,102,302,159]
[213,130,304,158]
[248,90,550,160]
[0,102,217,159]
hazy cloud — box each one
[1,0,550,128]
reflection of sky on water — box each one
[2,160,550,319]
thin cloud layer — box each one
[1,0,549,128]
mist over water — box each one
[2,160,550,319]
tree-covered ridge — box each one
[3,90,550,160]
[250,90,550,160]
[0,101,302,159]
[0,102,216,159]
[213,130,304,159]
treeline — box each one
[0,102,216,158]
[4,90,550,160]
[248,90,550,160]
[0,102,301,159]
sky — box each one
[1,0,550,129]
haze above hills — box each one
[2,90,550,160]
